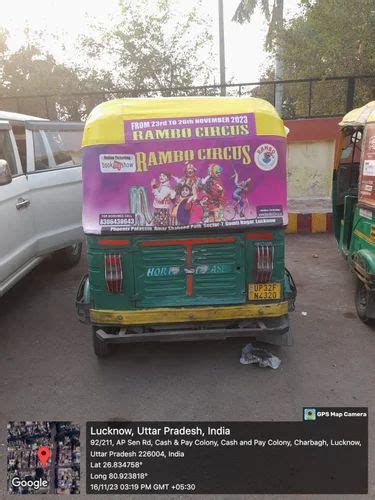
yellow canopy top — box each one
[339,101,375,128]
[82,96,286,147]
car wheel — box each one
[92,327,113,357]
[52,242,82,269]
[355,280,375,325]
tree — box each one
[0,30,112,120]
[80,0,213,96]
[253,0,375,117]
[232,0,284,110]
[232,0,282,46]
[275,0,374,77]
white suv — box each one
[0,111,84,296]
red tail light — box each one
[104,254,123,293]
[254,243,274,283]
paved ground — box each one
[0,233,374,499]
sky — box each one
[1,0,302,84]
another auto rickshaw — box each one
[332,101,375,322]
[76,97,296,356]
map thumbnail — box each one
[7,421,80,494]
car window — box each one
[0,130,18,176]
[33,131,50,171]
[45,130,82,168]
[12,125,27,172]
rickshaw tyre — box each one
[92,327,113,357]
[52,242,82,269]
[355,281,375,325]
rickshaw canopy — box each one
[82,97,286,147]
[339,101,375,128]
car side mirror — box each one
[0,159,12,186]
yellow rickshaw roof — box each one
[82,96,286,147]
[339,101,375,127]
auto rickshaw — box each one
[332,101,375,322]
[76,97,296,356]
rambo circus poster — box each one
[359,123,375,209]
[82,113,287,233]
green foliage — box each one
[232,0,272,23]
[80,0,213,95]
[253,0,375,117]
[232,0,259,23]
[0,0,213,118]
[0,30,111,120]
[232,0,278,48]
[275,0,375,78]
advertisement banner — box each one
[359,123,375,208]
[82,113,287,233]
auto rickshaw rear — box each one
[332,101,375,322]
[76,97,296,356]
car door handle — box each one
[16,197,31,210]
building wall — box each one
[284,117,340,232]
[287,140,335,212]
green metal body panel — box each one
[333,177,375,277]
[86,229,286,311]
[348,207,375,270]
[134,236,245,307]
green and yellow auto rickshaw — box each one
[332,101,375,322]
[76,97,296,356]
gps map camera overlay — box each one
[7,421,80,495]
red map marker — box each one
[37,446,51,468]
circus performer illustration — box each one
[129,185,153,226]
[204,163,225,222]
[185,184,208,225]
[151,171,176,226]
[174,161,202,193]
[170,184,190,225]
[171,162,205,225]
[232,169,252,217]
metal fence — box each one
[0,75,374,121]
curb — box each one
[287,213,333,234]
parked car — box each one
[0,111,84,296]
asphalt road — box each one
[1,233,374,499]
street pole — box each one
[218,0,226,96]
[274,0,284,114]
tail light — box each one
[254,243,274,283]
[104,254,123,293]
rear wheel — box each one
[52,242,82,269]
[92,327,113,357]
[355,281,375,325]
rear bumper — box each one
[94,314,291,345]
[76,275,293,344]
[89,301,289,326]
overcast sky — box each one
[1,0,302,84]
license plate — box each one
[248,283,281,300]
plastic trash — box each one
[240,343,281,369]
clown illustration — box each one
[204,163,225,222]
[174,161,202,193]
[151,171,176,226]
